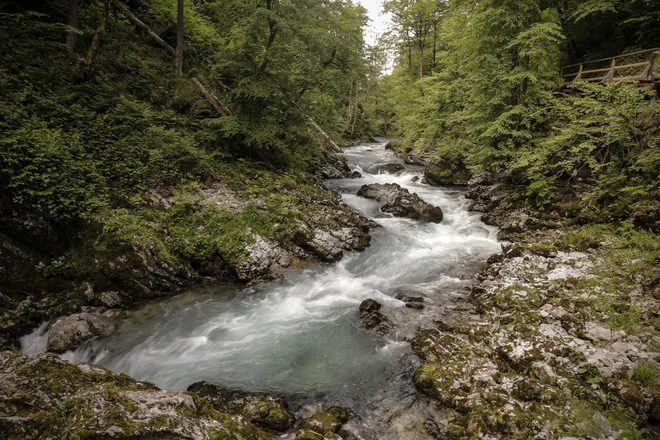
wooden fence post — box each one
[648,51,657,82]
[603,59,616,82]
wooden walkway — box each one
[561,48,660,88]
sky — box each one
[357,0,391,46]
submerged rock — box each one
[356,183,443,223]
[187,381,294,432]
[46,312,116,353]
[0,351,270,440]
[395,292,425,309]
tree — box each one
[175,0,184,75]
[66,0,79,56]
[83,0,110,77]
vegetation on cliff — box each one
[0,0,380,340]
[372,0,659,230]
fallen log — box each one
[112,0,175,56]
[192,77,231,117]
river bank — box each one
[408,174,660,439]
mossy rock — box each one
[298,407,351,437]
[187,381,294,432]
[424,160,471,186]
[529,243,558,258]
[0,352,272,440]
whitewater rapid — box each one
[21,139,500,438]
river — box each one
[22,139,500,439]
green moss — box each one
[528,243,557,257]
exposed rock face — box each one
[357,183,443,223]
[307,228,362,262]
[319,152,355,179]
[187,381,294,432]
[47,312,117,353]
[412,231,660,438]
[424,160,471,186]
[364,162,406,175]
[296,407,351,440]
[102,242,198,298]
[235,234,297,282]
[0,352,270,440]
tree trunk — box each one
[112,0,175,55]
[83,0,109,77]
[192,77,230,117]
[257,0,277,77]
[175,0,184,75]
[432,19,437,72]
[309,119,342,154]
[67,0,79,56]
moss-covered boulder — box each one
[187,381,294,432]
[296,407,351,439]
[424,159,471,187]
[0,352,271,440]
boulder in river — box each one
[395,292,425,309]
[358,299,391,334]
[47,312,116,353]
[364,162,406,175]
[187,381,295,432]
[0,351,270,440]
[356,183,444,223]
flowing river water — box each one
[22,139,500,439]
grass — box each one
[631,361,659,385]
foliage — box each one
[0,0,376,228]
[372,0,660,230]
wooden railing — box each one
[561,48,660,86]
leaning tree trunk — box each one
[112,0,175,55]
[83,0,109,77]
[67,0,79,56]
[175,0,184,75]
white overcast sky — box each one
[357,0,391,46]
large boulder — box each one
[47,312,117,353]
[0,352,270,440]
[356,183,443,223]
[187,381,294,432]
[364,162,406,175]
